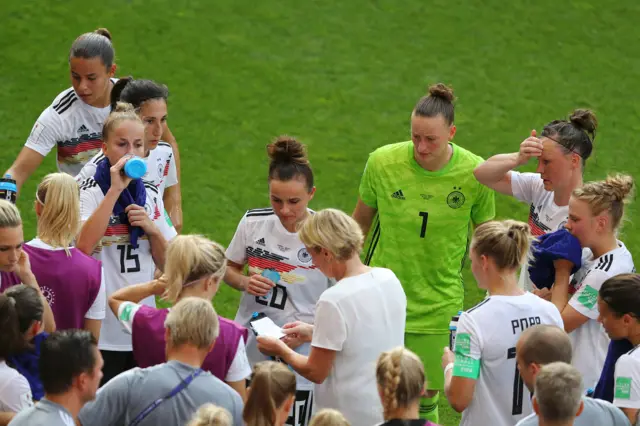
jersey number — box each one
[256,284,288,310]
[117,245,141,273]
[419,211,429,238]
[507,347,524,415]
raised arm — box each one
[473,130,542,195]
[15,251,56,333]
[108,279,165,317]
[4,147,45,194]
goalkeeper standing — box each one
[352,83,495,424]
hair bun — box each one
[267,136,308,166]
[569,109,597,139]
[94,28,112,41]
[113,101,135,113]
[605,174,635,203]
[427,83,455,103]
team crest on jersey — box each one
[557,220,568,230]
[298,247,312,263]
[41,286,55,306]
[144,201,153,216]
[447,187,465,209]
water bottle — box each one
[0,174,17,204]
[449,310,463,350]
[123,157,147,179]
[261,269,281,301]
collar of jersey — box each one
[407,141,459,176]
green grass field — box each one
[1,1,639,424]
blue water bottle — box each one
[261,269,281,300]
[123,157,147,179]
[0,174,18,204]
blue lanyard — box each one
[128,368,203,426]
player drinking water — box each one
[224,136,331,426]
[76,77,182,231]
[76,103,177,385]
[547,175,635,392]
[473,109,597,291]
[441,220,563,426]
[352,83,495,423]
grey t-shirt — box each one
[78,360,244,426]
[8,399,75,426]
[515,397,630,426]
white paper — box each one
[251,317,285,339]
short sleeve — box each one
[116,302,143,334]
[312,297,347,351]
[452,312,482,380]
[78,369,137,426]
[24,107,61,157]
[165,149,178,188]
[79,183,101,222]
[226,214,249,265]
[85,268,106,320]
[225,337,252,382]
[471,181,496,225]
[1,374,33,412]
[614,354,640,409]
[358,155,378,209]
[569,270,607,320]
[510,172,543,204]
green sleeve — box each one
[471,181,495,225]
[358,155,378,208]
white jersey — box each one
[79,177,177,351]
[511,172,569,291]
[614,345,640,410]
[226,208,332,388]
[453,293,564,426]
[569,242,635,391]
[75,141,178,197]
[24,80,117,177]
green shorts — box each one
[405,333,449,391]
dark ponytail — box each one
[599,274,640,318]
[267,136,314,192]
[110,77,169,112]
[3,285,44,347]
[542,109,597,168]
[69,28,115,70]
[0,294,22,359]
[413,83,456,125]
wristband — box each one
[444,362,454,377]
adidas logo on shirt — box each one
[256,238,266,246]
[391,190,406,200]
[77,124,90,133]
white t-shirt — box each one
[311,267,406,426]
[24,80,117,177]
[569,242,635,392]
[79,177,177,351]
[27,238,106,320]
[614,345,640,410]
[75,142,178,197]
[226,208,332,389]
[0,360,33,413]
[116,302,252,382]
[453,292,564,426]
[511,172,570,291]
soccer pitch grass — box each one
[1,0,639,424]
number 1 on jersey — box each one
[419,211,429,238]
[507,347,524,415]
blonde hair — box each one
[309,409,350,426]
[162,235,227,303]
[164,297,219,349]
[36,173,80,253]
[471,220,532,271]
[572,174,634,230]
[297,208,363,261]
[0,200,21,229]
[102,102,143,142]
[376,347,425,420]
[187,404,232,426]
[534,362,583,422]
[243,361,296,426]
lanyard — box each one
[128,368,203,426]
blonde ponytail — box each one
[376,347,425,420]
[243,361,296,426]
[187,404,232,426]
[572,174,634,230]
[471,220,532,271]
[36,173,80,254]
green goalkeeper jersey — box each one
[359,141,495,334]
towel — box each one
[94,156,147,248]
[593,339,634,401]
[8,332,49,401]
[528,228,582,290]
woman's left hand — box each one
[126,205,159,236]
[441,346,456,370]
[256,336,287,357]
